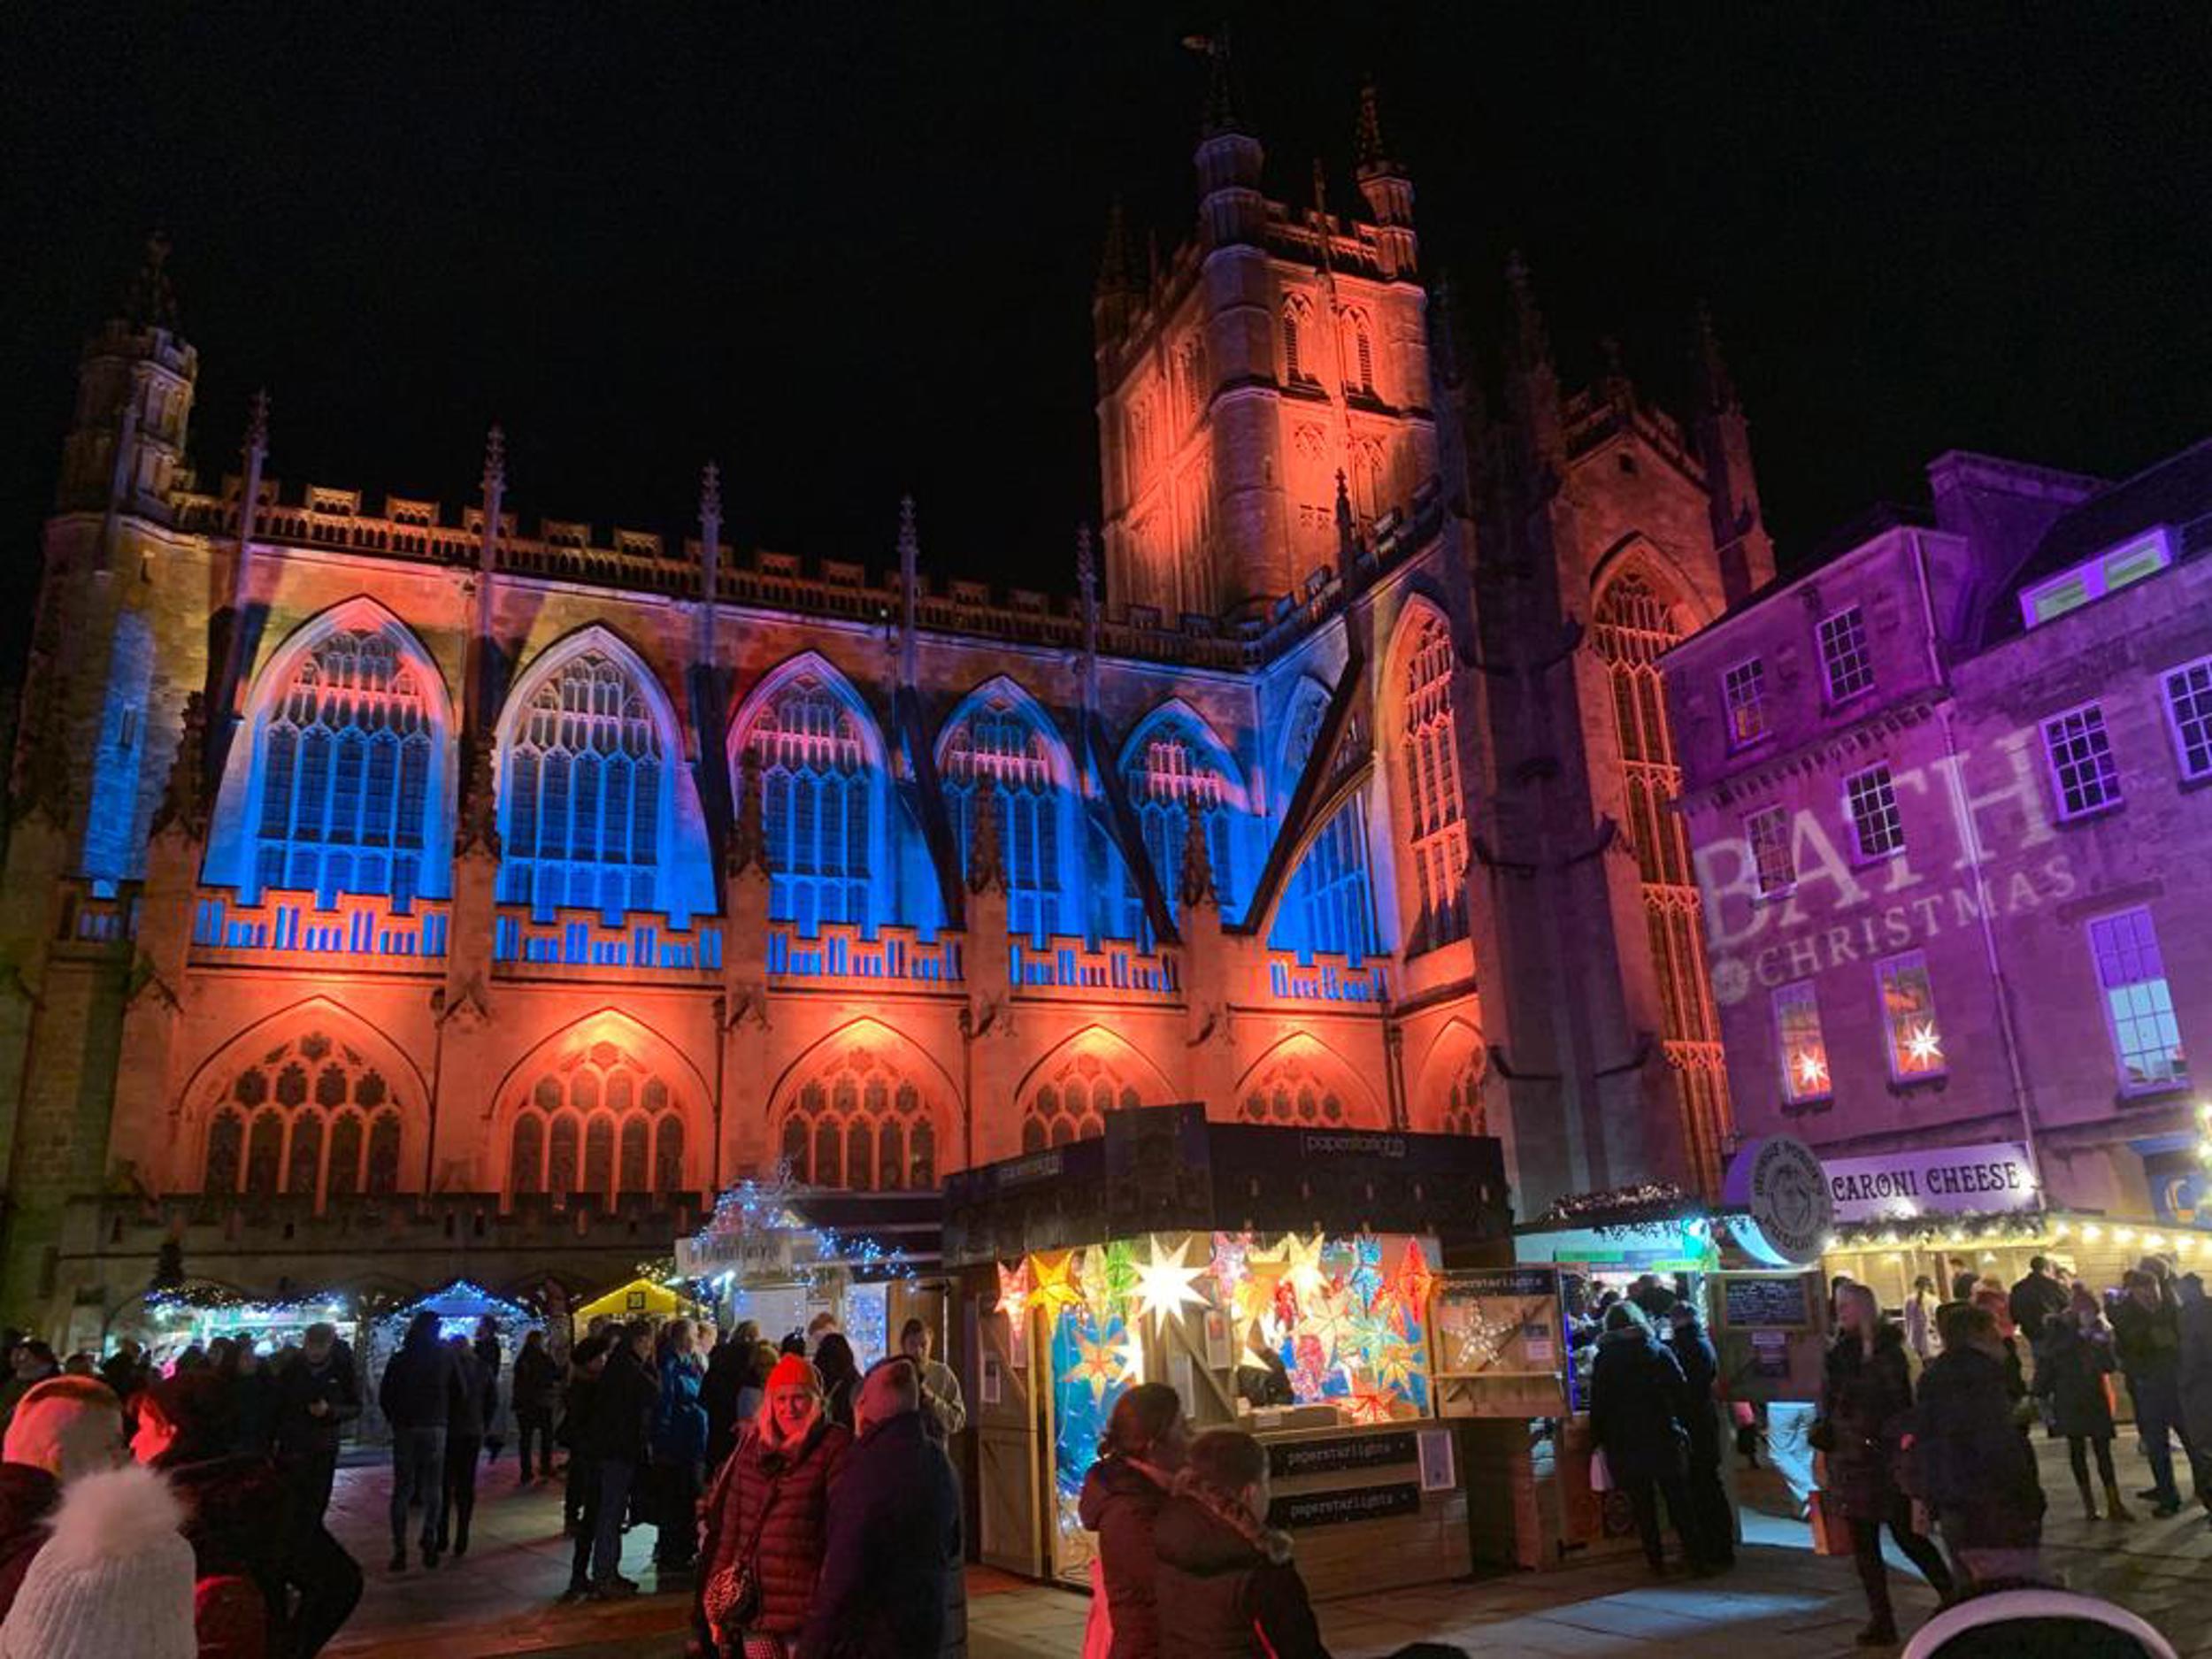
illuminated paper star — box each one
[1280,1233,1330,1303]
[1133,1235,1210,1326]
[1031,1250,1083,1313]
[1233,1241,1287,1328]
[1793,1050,1830,1091]
[1905,1024,1943,1069]
[1116,1325,1145,1382]
[1209,1232,1252,1298]
[1071,1325,1126,1401]
[1368,1333,1422,1394]
[1386,1238,1435,1321]
[1345,1382,1397,1425]
[995,1259,1032,1323]
[1307,1282,1359,1365]
[1348,1232,1386,1308]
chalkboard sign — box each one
[1268,1432,1417,1479]
[1720,1273,1814,1331]
[1268,1481,1423,1530]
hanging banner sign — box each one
[1723,1135,1834,1268]
[1821,1141,2038,1223]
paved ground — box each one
[318,1434,2212,1658]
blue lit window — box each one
[500,649,664,923]
[740,667,879,935]
[1120,706,1248,929]
[1271,793,1378,964]
[941,686,1067,944]
[252,628,434,910]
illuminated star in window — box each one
[1280,1232,1330,1303]
[1794,1050,1830,1091]
[1905,1024,1943,1069]
[1071,1324,1129,1401]
[1132,1235,1210,1326]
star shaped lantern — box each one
[1071,1324,1130,1401]
[995,1260,1032,1325]
[1132,1235,1210,1326]
[1031,1250,1084,1314]
[1793,1049,1830,1092]
[1280,1233,1330,1304]
[1905,1023,1943,1070]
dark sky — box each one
[5,5,2210,677]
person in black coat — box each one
[1588,1302,1709,1576]
[584,1321,658,1597]
[1913,1302,2045,1591]
[2113,1266,2196,1516]
[1820,1284,1952,1646]
[557,1336,609,1599]
[698,1322,755,1475]
[435,1335,495,1559]
[798,1356,960,1658]
[1666,1302,1733,1567]
[510,1329,561,1485]
[2033,1286,2129,1520]
[273,1323,361,1527]
[378,1311,457,1571]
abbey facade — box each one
[0,76,1771,1338]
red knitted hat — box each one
[765,1353,821,1394]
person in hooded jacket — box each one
[1078,1383,1187,1659]
[1666,1302,1733,1568]
[585,1321,660,1598]
[2033,1285,2130,1520]
[797,1357,958,1659]
[1589,1302,1709,1575]
[1821,1282,1952,1647]
[698,1352,849,1658]
[1150,1426,1328,1659]
[1912,1302,2046,1592]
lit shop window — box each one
[1844,764,1905,859]
[1876,951,1946,1081]
[2163,657,2212,783]
[2088,907,2187,1092]
[1723,658,1768,748]
[1745,805,1794,896]
[1817,605,1873,703]
[2042,703,2122,820]
[1773,980,1832,1106]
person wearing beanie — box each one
[697,1352,849,1657]
[0,1459,195,1659]
[0,1377,127,1627]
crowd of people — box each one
[1573,1252,2212,1647]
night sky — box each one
[4,6,2209,680]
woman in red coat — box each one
[698,1353,849,1659]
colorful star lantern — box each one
[1133,1236,1210,1326]
[1281,1233,1330,1304]
[1307,1282,1359,1367]
[1905,1023,1943,1070]
[1345,1382,1398,1425]
[1208,1232,1252,1300]
[1071,1323,1127,1401]
[1386,1238,1435,1328]
[1231,1240,1288,1330]
[995,1259,1032,1325]
[1348,1232,1386,1307]
[1793,1049,1830,1092]
[1368,1333,1422,1395]
[1032,1250,1084,1313]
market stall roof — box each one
[395,1279,531,1321]
[942,1102,1509,1267]
[574,1277,707,1325]
[680,1178,942,1282]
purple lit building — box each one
[1666,444,2212,1225]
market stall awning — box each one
[574,1277,706,1325]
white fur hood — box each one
[37,1463,185,1567]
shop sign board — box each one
[1269,1432,1417,1479]
[1821,1141,2038,1223]
[1719,1273,1815,1332]
[1723,1135,1834,1268]
[1268,1482,1422,1530]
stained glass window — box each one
[941,689,1066,944]
[201,1030,403,1207]
[1122,715,1241,927]
[252,627,434,908]
[1271,794,1378,964]
[500,649,664,923]
[1398,610,1467,953]
[505,1037,687,1203]
[742,670,876,934]
[779,1042,934,1190]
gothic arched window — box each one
[740,668,877,935]
[777,1041,937,1192]
[1021,1048,1146,1152]
[201,1029,404,1207]
[1340,307,1376,394]
[1271,793,1378,964]
[1593,569,1732,1190]
[252,627,436,909]
[1396,609,1468,952]
[1440,1053,1485,1135]
[505,1038,688,1203]
[500,648,665,923]
[940,686,1068,944]
[1281,297,1312,384]
[1240,1049,1355,1126]
[1348,439,1387,523]
[1120,710,1245,929]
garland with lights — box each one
[1533,1182,1694,1228]
[687,1164,919,1288]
